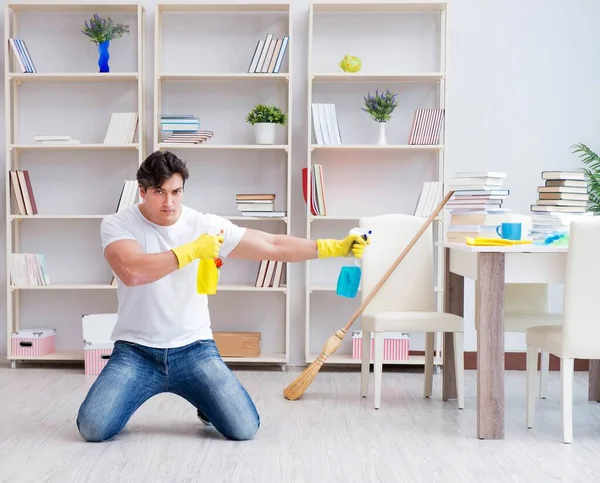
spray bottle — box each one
[336,227,371,298]
[196,229,223,295]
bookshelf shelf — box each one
[312,73,445,82]
[157,143,288,151]
[304,0,447,367]
[153,2,292,368]
[8,73,139,82]
[8,350,85,362]
[5,2,146,368]
[307,352,442,366]
[9,2,140,13]
[9,143,140,152]
[310,144,444,151]
[158,73,289,82]
[10,215,109,220]
[10,284,117,291]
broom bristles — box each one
[283,329,346,401]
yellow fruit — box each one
[339,54,361,73]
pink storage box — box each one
[82,313,117,375]
[11,329,56,357]
[352,330,410,361]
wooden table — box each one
[440,242,600,439]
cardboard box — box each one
[213,331,261,358]
[351,330,409,361]
[11,329,56,357]
[82,313,117,375]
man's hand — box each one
[316,234,369,259]
[171,233,224,269]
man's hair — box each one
[137,151,189,191]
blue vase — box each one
[98,40,110,73]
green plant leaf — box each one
[245,104,287,125]
[571,142,600,213]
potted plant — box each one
[571,143,600,214]
[82,14,130,73]
[362,89,399,145]
[245,104,287,145]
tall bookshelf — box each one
[4,1,145,367]
[304,0,447,366]
[153,2,292,369]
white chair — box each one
[503,283,562,398]
[358,213,465,409]
[526,216,600,443]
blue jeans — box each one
[76,339,260,442]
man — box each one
[76,150,368,442]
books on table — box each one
[529,170,592,243]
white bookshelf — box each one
[304,0,447,366]
[153,2,292,369]
[4,1,145,367]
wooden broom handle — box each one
[342,190,455,333]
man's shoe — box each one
[197,408,213,427]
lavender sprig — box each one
[362,89,399,122]
[82,14,130,44]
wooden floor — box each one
[2,363,600,482]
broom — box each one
[283,190,455,401]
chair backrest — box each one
[562,216,600,355]
[504,283,550,314]
[359,213,435,312]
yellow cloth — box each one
[171,233,224,269]
[465,237,532,247]
[316,234,369,259]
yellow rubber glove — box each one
[316,234,369,259]
[171,233,224,269]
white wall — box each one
[1,0,599,363]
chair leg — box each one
[361,330,371,398]
[373,332,384,409]
[453,332,464,409]
[526,344,538,429]
[539,350,550,399]
[562,358,574,444]
[424,332,435,398]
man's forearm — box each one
[270,234,319,262]
[124,251,179,286]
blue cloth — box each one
[76,339,260,442]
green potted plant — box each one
[81,14,130,73]
[571,143,600,214]
[362,89,399,145]
[245,104,287,145]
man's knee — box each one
[224,412,260,441]
[76,403,120,443]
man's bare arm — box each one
[228,229,318,262]
[104,239,179,286]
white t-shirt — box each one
[100,204,246,348]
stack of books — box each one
[160,114,213,144]
[529,170,592,242]
[235,193,285,218]
[445,172,511,242]
[247,33,289,74]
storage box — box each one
[11,329,56,357]
[351,330,409,361]
[82,313,118,375]
[213,331,261,358]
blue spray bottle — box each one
[336,227,371,298]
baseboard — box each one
[410,351,589,371]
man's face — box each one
[139,174,184,226]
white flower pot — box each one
[377,122,387,145]
[254,122,277,145]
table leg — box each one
[589,361,600,401]
[476,252,505,439]
[442,248,463,401]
